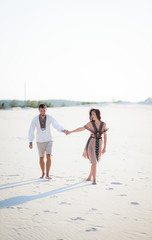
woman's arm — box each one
[102,123,108,153]
[67,122,92,135]
[68,126,86,134]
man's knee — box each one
[46,154,51,160]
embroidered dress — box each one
[83,121,108,164]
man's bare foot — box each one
[40,173,45,179]
[46,176,52,180]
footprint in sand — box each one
[43,210,50,213]
[60,202,71,205]
[90,208,97,211]
[92,225,104,229]
[17,207,23,209]
[111,182,123,185]
[139,232,147,235]
[130,202,140,205]
[86,227,97,232]
[119,194,127,197]
[70,217,85,221]
[106,187,114,190]
[66,179,75,182]
[8,174,20,177]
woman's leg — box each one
[86,163,97,183]
[86,165,92,181]
[92,163,97,184]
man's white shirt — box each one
[28,115,64,143]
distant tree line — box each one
[81,101,98,105]
[0,100,54,108]
[24,100,53,108]
[0,99,100,109]
[0,103,6,109]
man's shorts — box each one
[36,141,53,157]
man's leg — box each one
[40,157,45,178]
[46,154,52,179]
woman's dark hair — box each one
[89,108,101,121]
[39,103,47,109]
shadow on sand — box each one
[0,180,91,209]
[0,178,44,190]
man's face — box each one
[39,107,47,116]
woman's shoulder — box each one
[84,121,93,130]
[101,121,107,126]
[101,121,109,132]
[85,121,92,127]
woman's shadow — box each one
[0,180,91,209]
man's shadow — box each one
[0,178,43,190]
[0,180,91,209]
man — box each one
[28,103,67,180]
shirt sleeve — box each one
[50,116,64,132]
[28,118,36,142]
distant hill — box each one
[139,97,152,104]
[1,97,152,109]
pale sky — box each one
[0,0,152,102]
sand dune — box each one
[0,104,152,240]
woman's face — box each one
[91,111,97,121]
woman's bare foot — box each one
[46,176,52,180]
[92,180,96,185]
[86,178,91,181]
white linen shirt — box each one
[28,114,64,143]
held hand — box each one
[63,130,69,135]
[66,130,71,135]
[29,143,33,149]
[102,148,106,154]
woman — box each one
[67,108,108,184]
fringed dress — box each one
[83,121,108,164]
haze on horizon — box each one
[0,0,152,103]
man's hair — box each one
[39,103,47,109]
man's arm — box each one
[28,118,36,148]
[50,116,65,132]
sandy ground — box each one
[0,104,152,240]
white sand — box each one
[0,104,152,240]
